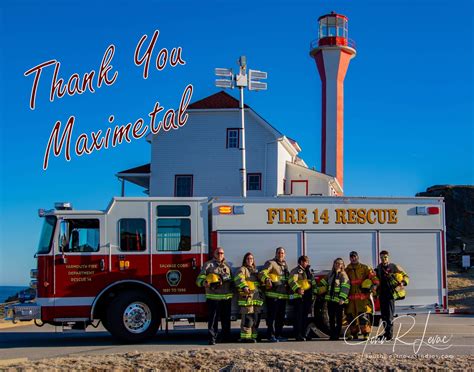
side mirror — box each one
[59,220,69,253]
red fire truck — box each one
[6,196,448,342]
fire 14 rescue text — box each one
[266,208,398,225]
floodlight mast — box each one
[214,56,267,198]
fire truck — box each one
[6,196,448,342]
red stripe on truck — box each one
[441,231,447,309]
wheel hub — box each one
[123,302,152,334]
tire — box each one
[373,314,381,327]
[313,298,330,336]
[106,291,161,343]
[310,299,349,338]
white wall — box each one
[278,141,293,195]
[150,110,277,197]
[285,163,332,196]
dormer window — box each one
[226,128,240,148]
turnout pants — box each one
[327,302,344,340]
[346,311,371,336]
[380,296,395,339]
[240,312,261,340]
[293,295,312,339]
[207,299,231,342]
[266,297,286,339]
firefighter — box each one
[259,247,289,342]
[345,251,379,340]
[318,258,350,340]
[288,255,318,341]
[234,252,264,343]
[196,247,233,345]
[375,250,409,340]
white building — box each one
[117,91,342,197]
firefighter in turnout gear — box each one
[234,252,264,342]
[259,247,290,342]
[319,258,350,340]
[345,251,379,340]
[196,247,233,345]
[376,250,409,340]
[289,255,318,341]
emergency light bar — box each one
[416,206,440,215]
[218,205,245,215]
[55,202,72,210]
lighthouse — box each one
[310,12,356,190]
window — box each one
[119,219,146,251]
[156,218,191,251]
[226,128,239,148]
[175,175,193,197]
[247,173,262,191]
[37,216,57,254]
[61,219,100,253]
[157,205,191,217]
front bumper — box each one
[4,303,41,322]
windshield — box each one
[37,216,57,254]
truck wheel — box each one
[373,314,381,327]
[106,291,160,343]
[313,299,330,336]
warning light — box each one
[427,207,440,215]
[416,206,440,215]
[219,206,233,215]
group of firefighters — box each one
[196,247,409,345]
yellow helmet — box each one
[297,279,311,291]
[393,273,404,283]
[206,273,220,284]
[269,273,280,283]
[362,279,373,290]
[246,281,256,291]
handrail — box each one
[310,38,356,51]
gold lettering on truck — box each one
[267,207,398,225]
[267,208,309,224]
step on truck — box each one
[6,196,448,342]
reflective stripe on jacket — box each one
[376,263,409,300]
[288,265,318,300]
[319,271,350,303]
[234,266,264,309]
[196,258,233,300]
[345,263,378,315]
[259,259,289,300]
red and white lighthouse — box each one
[310,12,356,190]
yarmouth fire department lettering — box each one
[66,264,98,282]
[266,208,398,225]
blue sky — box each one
[0,0,472,285]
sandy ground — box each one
[2,349,473,371]
[448,269,474,312]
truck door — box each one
[150,202,204,315]
[53,215,108,319]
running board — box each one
[54,318,88,332]
[170,314,196,330]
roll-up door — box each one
[379,232,441,307]
[305,232,377,272]
[217,231,302,271]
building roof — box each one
[286,136,302,152]
[117,163,150,174]
[188,91,250,109]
